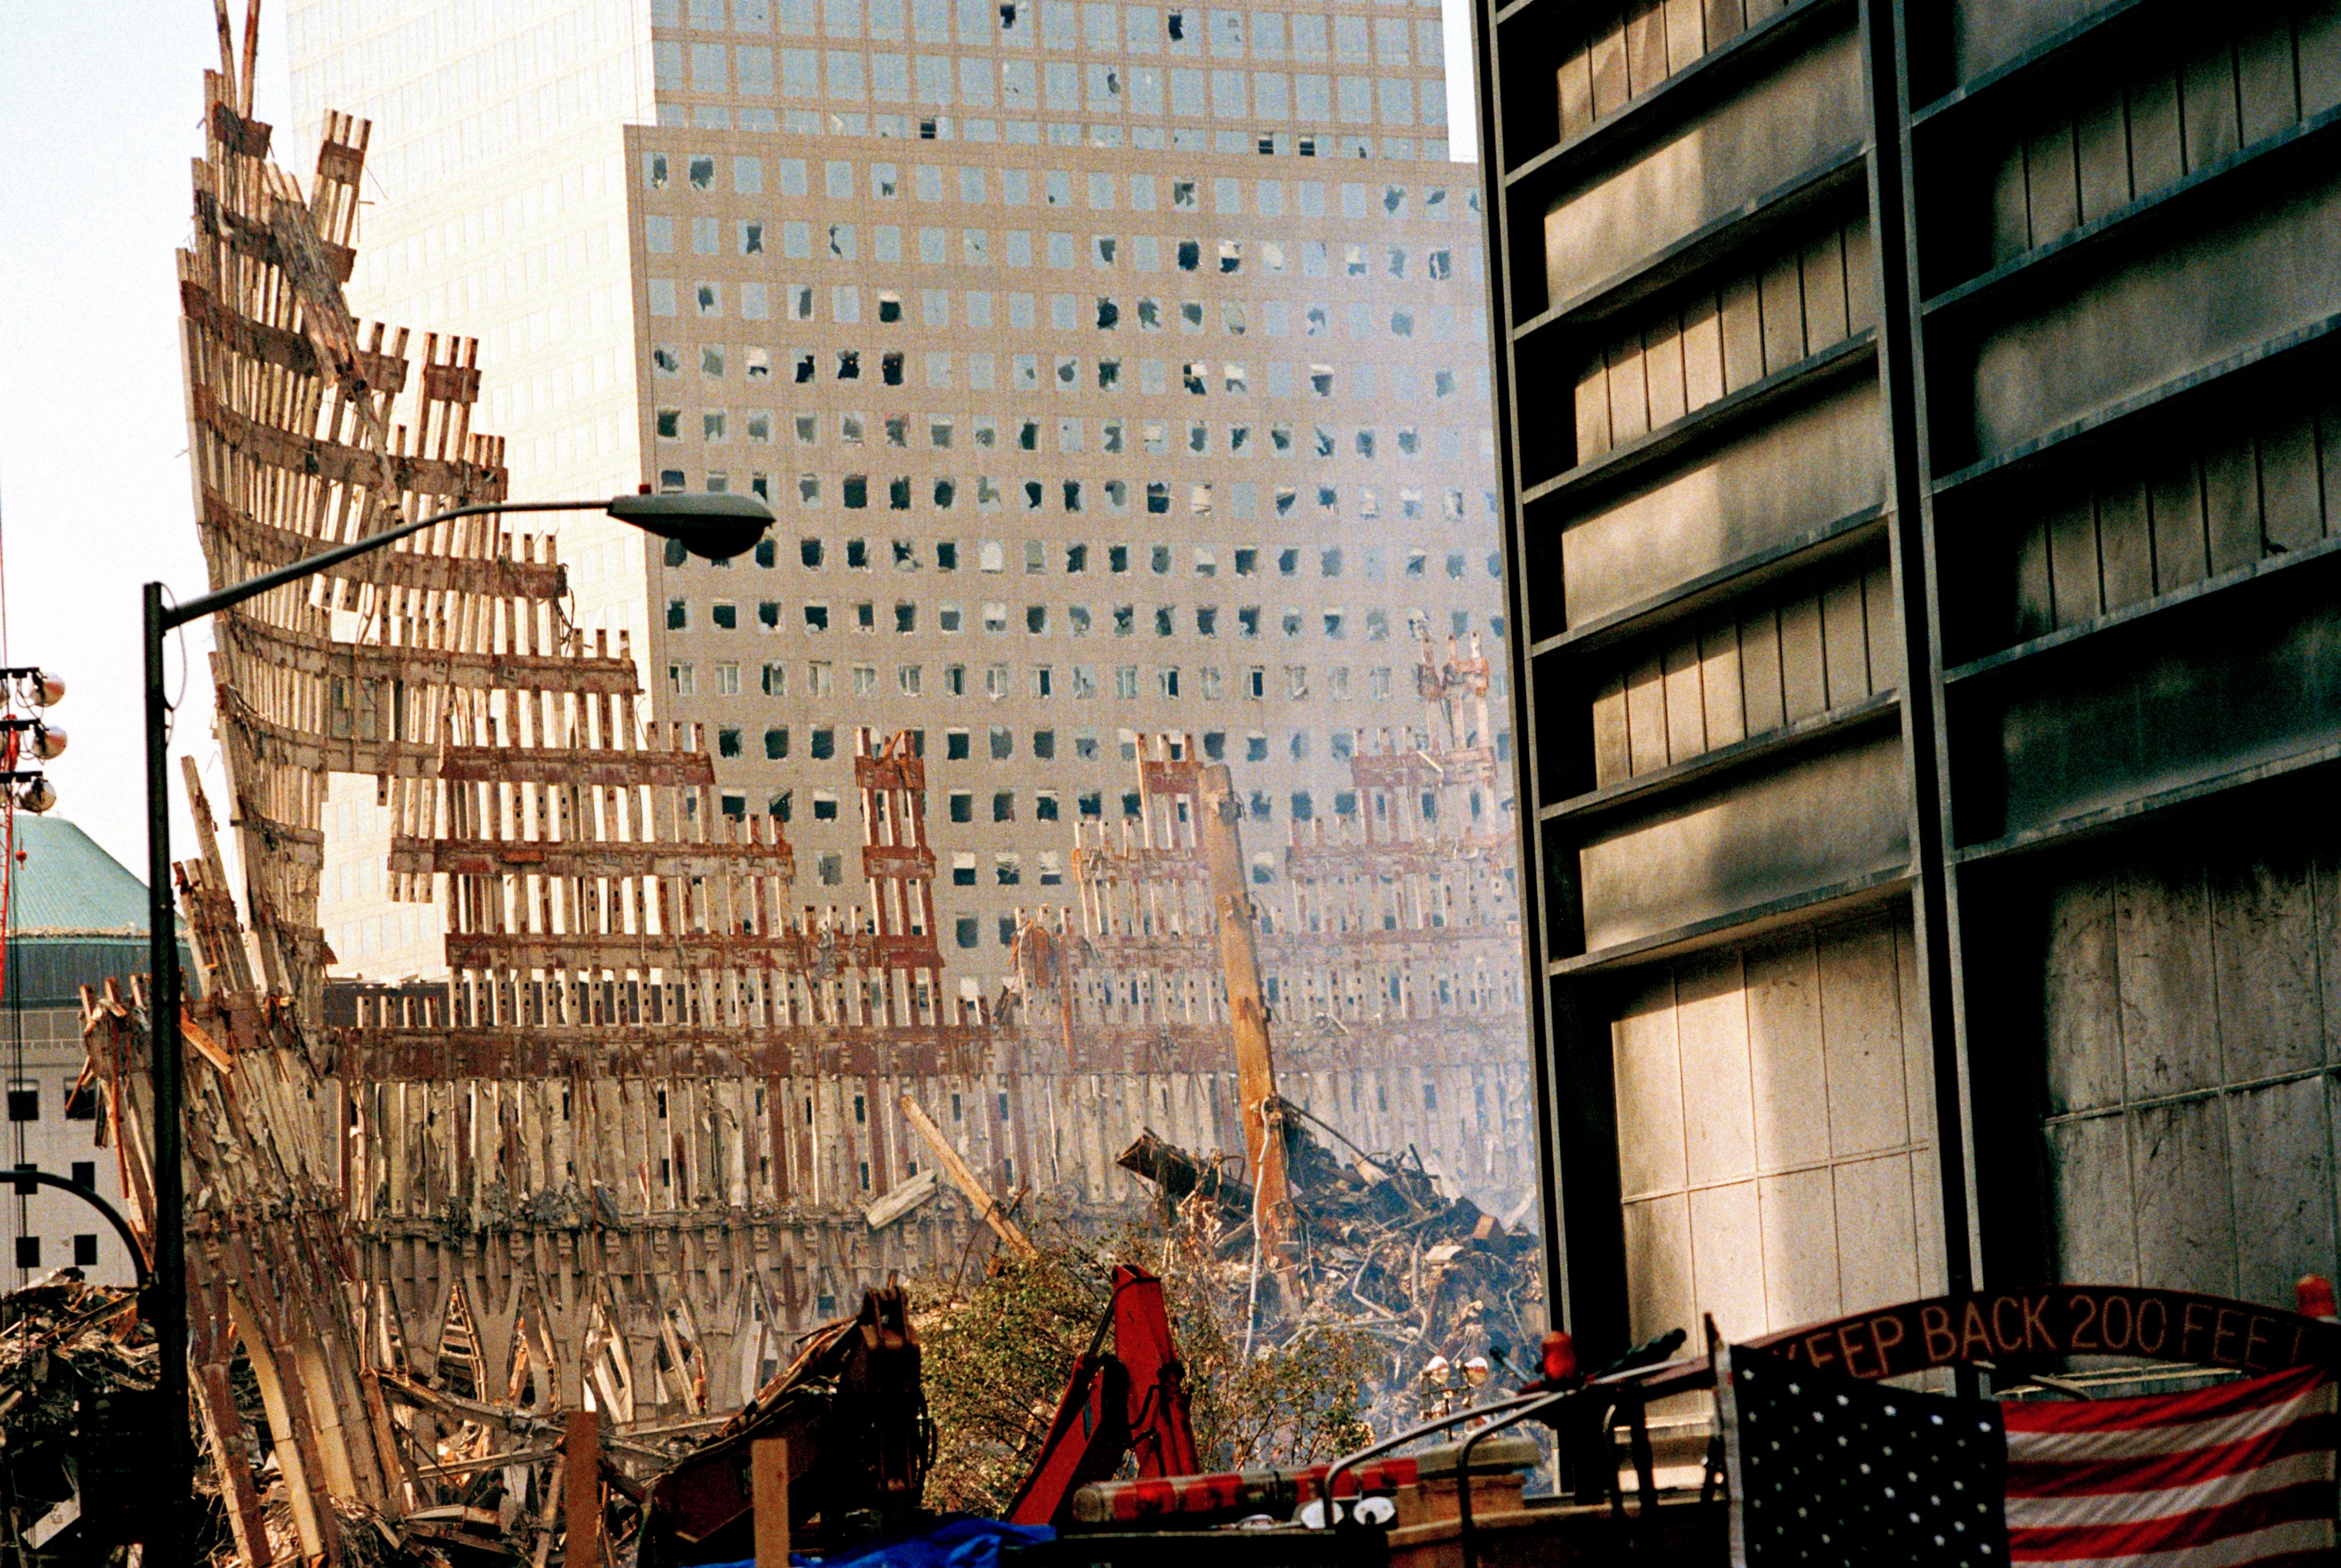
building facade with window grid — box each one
[287,0,1511,1006]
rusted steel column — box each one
[1195,764,1288,1244]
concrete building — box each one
[287,0,1512,1009]
[1474,0,2341,1362]
[3,816,155,1291]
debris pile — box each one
[0,1277,161,1565]
[1118,1099,1545,1430]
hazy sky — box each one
[0,1,1474,882]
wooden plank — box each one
[1860,558,1902,693]
[1680,293,1726,412]
[2011,513,2056,642]
[1607,339,1651,445]
[2126,60,2186,195]
[565,1409,601,1567]
[2303,0,2341,118]
[1591,668,1632,787]
[1739,603,1787,736]
[1574,357,1613,462]
[2234,16,2301,146]
[1758,1166,1842,1328]
[2043,1114,2137,1285]
[1674,949,1754,1188]
[1623,653,1670,776]
[2115,851,2221,1097]
[2147,452,2209,593]
[2044,489,2101,627]
[1775,589,1827,723]
[1644,315,1688,430]
[1613,975,1688,1199]
[1718,274,1766,393]
[1818,571,1870,708]
[2024,122,2080,248]
[2041,868,2124,1115]
[1589,15,1630,120]
[1661,636,1707,763]
[2208,854,2323,1080]
[1799,229,1849,350]
[1989,140,2032,263]
[754,1438,791,1565]
[1621,1194,1696,1343]
[2201,428,2263,575]
[2095,476,2154,612]
[1662,0,1705,75]
[2226,1079,2337,1309]
[1757,253,1807,372]
[1699,616,1747,749]
[1841,218,1876,337]
[2180,38,2242,172]
[1832,1153,1920,1315]
[2073,81,2134,223]
[1816,916,1909,1156]
[2129,1097,2238,1298]
[1557,36,1596,141]
[1701,0,1743,51]
[2258,410,2323,554]
[1689,1179,1767,1339]
[1745,930,1828,1171]
[1622,0,1669,98]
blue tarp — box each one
[702,1517,1056,1568]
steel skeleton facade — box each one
[1475,0,2341,1364]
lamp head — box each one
[605,491,774,562]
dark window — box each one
[7,1086,34,1122]
[664,538,689,567]
[954,861,977,885]
[802,538,825,568]
[73,1235,98,1267]
[1032,729,1055,759]
[1122,791,1143,818]
[937,540,959,570]
[755,540,777,567]
[667,599,688,630]
[847,538,871,568]
[1203,731,1225,760]
[711,602,738,630]
[62,1084,95,1121]
[719,726,743,758]
[1079,791,1103,817]
[14,1237,37,1268]
[990,727,1014,760]
[70,1162,94,1190]
[998,917,1018,945]
[947,731,972,760]
[854,1093,867,1123]
[765,727,789,759]
[1291,791,1314,822]
[949,792,973,823]
[811,727,836,759]
[813,796,840,820]
[992,791,1015,822]
[956,917,979,949]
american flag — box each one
[1719,1339,2338,1567]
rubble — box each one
[0,1277,159,1565]
[1118,1101,1544,1431]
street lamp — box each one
[142,491,770,1556]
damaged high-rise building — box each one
[1474,0,2341,1368]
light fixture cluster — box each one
[0,667,67,814]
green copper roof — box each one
[4,816,152,937]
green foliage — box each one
[916,1223,1372,1516]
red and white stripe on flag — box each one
[2003,1365,2338,1567]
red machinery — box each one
[1005,1264,1200,1525]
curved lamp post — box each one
[142,491,771,1559]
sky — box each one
[0,0,1475,883]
